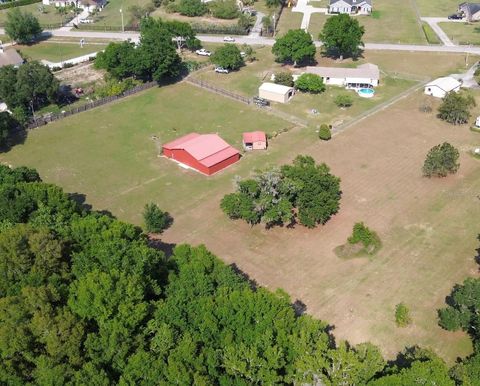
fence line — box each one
[186,77,251,105]
[27,81,157,129]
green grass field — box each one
[308,1,426,44]
[0,3,67,26]
[415,0,459,17]
[17,41,107,62]
[438,22,480,45]
[422,22,441,44]
[275,9,303,36]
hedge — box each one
[0,0,41,10]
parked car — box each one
[448,13,463,20]
[80,19,94,24]
[240,51,246,57]
[223,36,235,42]
[215,67,229,74]
[253,96,269,107]
[195,49,212,56]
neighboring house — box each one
[329,0,372,14]
[243,131,267,151]
[0,47,24,68]
[42,0,106,12]
[459,2,480,21]
[304,63,380,89]
[424,77,462,98]
[259,83,295,104]
[162,133,240,175]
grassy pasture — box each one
[415,0,459,17]
[17,41,107,62]
[0,3,66,26]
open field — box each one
[308,1,426,44]
[17,41,107,62]
[2,50,480,362]
[438,22,480,45]
[0,4,67,26]
[415,0,459,17]
[90,0,152,27]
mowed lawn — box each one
[18,41,107,62]
[415,0,459,17]
[308,0,426,44]
[0,4,66,26]
[90,0,152,27]
[438,22,480,45]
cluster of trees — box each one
[438,91,476,125]
[422,142,460,178]
[221,155,342,228]
[273,71,325,93]
[211,43,244,70]
[5,8,42,44]
[95,18,196,82]
[0,163,470,384]
[166,0,239,19]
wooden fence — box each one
[27,81,157,129]
[187,78,251,105]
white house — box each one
[424,77,462,98]
[304,63,380,89]
[329,0,372,14]
[258,83,295,104]
[42,0,106,12]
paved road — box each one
[420,17,464,46]
[2,27,480,54]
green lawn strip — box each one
[422,22,441,44]
[438,22,480,45]
[152,7,238,27]
[18,41,107,62]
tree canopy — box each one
[295,73,326,93]
[5,8,42,44]
[272,29,316,65]
[422,142,460,178]
[319,13,365,59]
[437,91,476,125]
[211,43,244,70]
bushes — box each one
[395,303,412,327]
[274,71,294,87]
[347,222,381,254]
[422,142,460,178]
[143,202,172,233]
[334,94,353,108]
[295,73,325,93]
[209,0,239,19]
[95,78,141,98]
[177,0,207,16]
[318,124,331,141]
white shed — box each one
[258,82,294,104]
[424,77,461,98]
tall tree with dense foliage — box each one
[422,142,460,178]
[295,73,325,93]
[143,202,171,233]
[438,91,476,125]
[5,8,42,44]
[211,44,244,70]
[0,112,17,148]
[272,29,316,65]
[319,13,365,59]
[94,41,137,79]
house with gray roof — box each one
[303,63,380,89]
[459,2,480,21]
[329,0,372,14]
[0,47,23,68]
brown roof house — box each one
[0,47,23,68]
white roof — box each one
[305,63,380,80]
[425,77,461,92]
[259,82,294,94]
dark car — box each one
[253,96,269,107]
[448,13,463,20]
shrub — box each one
[295,73,325,93]
[422,142,460,178]
[334,94,353,108]
[438,91,476,125]
[177,0,207,16]
[209,0,239,19]
[211,44,244,70]
[165,2,178,13]
[318,124,331,140]
[347,222,381,254]
[143,202,172,233]
[395,303,412,327]
[274,71,294,87]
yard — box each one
[17,40,108,62]
[415,0,459,17]
[1,51,480,363]
[0,3,67,26]
[89,0,152,27]
[438,22,480,45]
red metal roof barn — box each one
[162,133,240,175]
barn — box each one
[162,133,240,175]
[424,77,461,98]
[243,131,267,150]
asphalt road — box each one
[2,27,480,54]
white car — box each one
[195,49,212,56]
[80,19,93,24]
[223,36,235,42]
[215,67,229,74]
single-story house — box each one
[424,77,462,98]
[0,47,23,68]
[243,131,267,150]
[304,63,380,89]
[162,133,240,175]
[329,0,372,14]
[258,82,295,104]
[459,2,480,21]
[42,0,106,12]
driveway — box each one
[292,0,327,31]
[421,17,465,47]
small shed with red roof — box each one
[162,133,240,175]
[243,131,267,151]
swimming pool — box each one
[357,88,375,98]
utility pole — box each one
[120,7,124,32]
[272,14,276,37]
